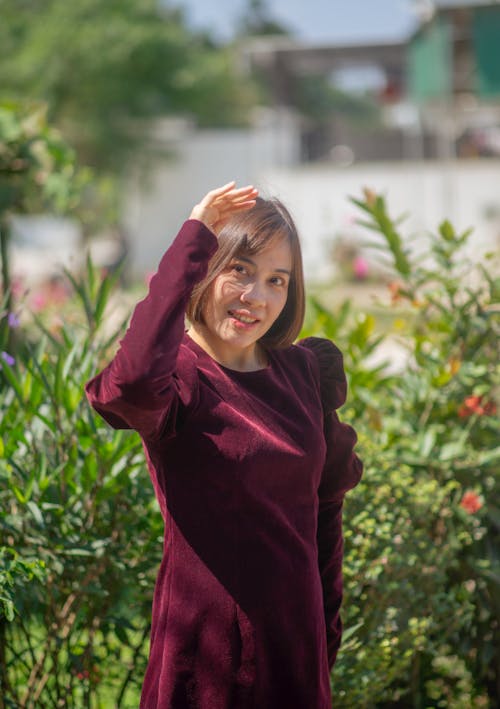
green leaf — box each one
[0,357,24,403]
[439,220,455,242]
[12,486,27,504]
[93,266,121,327]
[341,621,364,642]
[114,624,130,645]
[86,251,96,300]
[1,598,15,622]
[27,501,44,527]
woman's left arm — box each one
[317,412,363,670]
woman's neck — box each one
[186,325,268,372]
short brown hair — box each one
[186,197,305,349]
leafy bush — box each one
[0,263,162,707]
[0,189,498,707]
[303,190,499,706]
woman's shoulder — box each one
[292,336,347,412]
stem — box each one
[20,559,106,707]
[0,218,12,351]
[115,623,150,708]
[0,218,11,306]
[0,617,9,709]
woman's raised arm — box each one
[85,183,257,440]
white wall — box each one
[123,119,500,281]
[123,111,301,275]
[261,160,500,279]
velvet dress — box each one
[85,219,363,709]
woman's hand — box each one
[190,182,258,235]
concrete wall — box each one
[123,119,500,281]
[123,111,301,276]
[261,159,500,279]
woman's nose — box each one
[240,280,265,306]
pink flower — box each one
[353,256,369,280]
[31,292,48,312]
[460,491,483,514]
[11,276,26,298]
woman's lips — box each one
[228,310,259,326]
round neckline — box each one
[184,332,273,375]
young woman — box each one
[86,182,362,709]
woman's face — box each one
[200,237,293,365]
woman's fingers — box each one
[212,184,257,204]
[217,198,257,215]
[213,189,258,214]
[200,181,237,206]
[226,189,259,205]
[190,183,258,233]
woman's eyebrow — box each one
[236,255,291,275]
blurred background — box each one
[2,0,500,285]
[1,3,500,708]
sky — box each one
[176,0,422,44]
[176,1,493,43]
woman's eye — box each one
[270,276,285,286]
[231,264,246,274]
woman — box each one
[86,182,362,708]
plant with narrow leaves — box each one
[0,261,162,707]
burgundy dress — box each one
[85,220,362,709]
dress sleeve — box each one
[299,336,363,669]
[85,219,218,441]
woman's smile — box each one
[228,309,260,327]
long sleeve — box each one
[318,411,362,668]
[299,337,363,669]
[85,219,218,441]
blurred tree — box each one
[0,102,80,324]
[293,75,380,125]
[0,0,258,174]
[237,0,291,37]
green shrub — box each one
[303,191,499,706]
[1,189,498,707]
[0,262,162,707]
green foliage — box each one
[0,0,258,173]
[293,76,381,125]
[237,0,291,37]
[0,550,45,623]
[0,101,78,216]
[0,100,85,351]
[1,186,498,705]
[0,264,162,706]
[303,191,499,706]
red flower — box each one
[76,670,90,680]
[388,281,403,305]
[483,399,497,416]
[460,491,483,514]
[458,395,497,418]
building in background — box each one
[121,1,500,281]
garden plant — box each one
[1,181,499,706]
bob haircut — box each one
[186,196,305,349]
